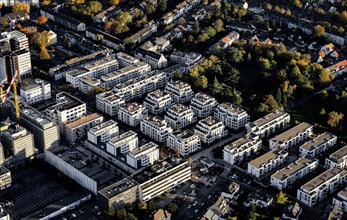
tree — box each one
[187,157,193,165]
[37,15,48,24]
[292,0,302,8]
[197,75,208,90]
[40,45,50,60]
[227,68,240,85]
[148,200,156,210]
[265,3,272,10]
[229,48,244,63]
[116,208,127,219]
[320,108,326,115]
[138,201,147,209]
[206,26,216,37]
[327,111,344,127]
[276,191,288,205]
[105,207,115,219]
[109,0,119,5]
[194,19,200,34]
[313,25,325,38]
[203,0,208,5]
[248,204,257,220]
[167,203,178,213]
[13,2,30,13]
[146,4,156,14]
[87,1,103,14]
[126,213,138,220]
[31,31,48,47]
[214,19,224,32]
[275,88,282,104]
[212,76,223,95]
[158,0,167,11]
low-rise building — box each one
[194,116,227,145]
[299,132,337,157]
[271,156,319,190]
[96,90,125,117]
[282,202,302,220]
[0,165,11,191]
[126,142,159,169]
[164,80,194,104]
[297,167,347,207]
[40,9,86,31]
[210,31,240,50]
[87,120,118,145]
[118,102,148,127]
[153,209,172,220]
[223,133,261,165]
[327,59,347,78]
[106,131,138,156]
[245,110,290,138]
[167,130,201,157]
[140,116,173,143]
[64,113,103,144]
[20,79,51,104]
[190,92,218,119]
[269,122,313,150]
[214,102,250,130]
[247,150,289,178]
[221,182,240,200]
[243,192,273,208]
[143,90,172,115]
[164,104,196,130]
[203,195,229,220]
[170,52,203,66]
[332,187,347,212]
[325,145,347,169]
[79,76,100,94]
[134,48,168,69]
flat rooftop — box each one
[98,177,136,199]
[65,113,102,129]
[172,129,196,140]
[101,62,148,81]
[217,102,245,114]
[80,75,100,85]
[116,52,138,62]
[271,122,312,142]
[143,115,167,127]
[109,130,137,144]
[147,89,170,99]
[21,107,53,128]
[20,79,49,91]
[300,132,336,151]
[89,120,117,133]
[48,92,85,112]
[224,133,259,150]
[168,103,191,114]
[272,156,317,181]
[130,142,158,156]
[329,145,347,163]
[199,116,221,126]
[249,110,288,128]
[192,92,215,103]
[167,80,192,90]
[120,102,144,113]
[84,57,116,70]
[0,165,10,176]
[301,167,347,191]
[249,150,288,169]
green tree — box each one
[167,203,178,213]
[214,19,224,32]
[259,58,271,72]
[229,49,244,63]
[292,0,302,8]
[327,111,344,127]
[148,200,156,210]
[275,88,282,104]
[175,70,183,79]
[212,76,223,95]
[248,204,257,220]
[203,0,208,5]
[276,191,288,205]
[158,0,167,11]
[146,4,156,14]
[265,3,272,10]
[227,68,240,85]
[194,19,200,34]
[206,26,216,37]
[138,201,147,210]
[126,213,138,220]
[313,25,325,37]
[187,157,193,165]
[109,0,119,5]
[105,207,115,219]
[87,1,103,14]
[116,208,127,219]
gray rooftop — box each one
[271,122,312,143]
[301,167,347,191]
[300,132,337,151]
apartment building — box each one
[20,79,51,104]
[40,9,86,31]
[96,90,125,117]
[269,122,313,150]
[167,129,201,157]
[0,30,31,82]
[170,52,203,66]
[143,90,172,115]
[118,102,148,127]
[79,76,101,94]
[245,110,290,138]
[134,48,168,69]
[214,102,250,130]
[126,142,159,169]
[64,113,103,144]
[0,165,11,191]
[116,52,139,68]
[190,92,218,119]
[194,116,228,145]
[140,116,173,143]
[325,145,347,169]
[106,131,138,156]
[297,167,347,207]
[87,120,118,145]
[223,133,262,165]
[164,80,194,104]
[65,57,118,88]
[164,104,197,130]
[333,187,347,212]
[299,132,337,157]
[101,62,151,88]
[271,156,319,190]
[0,123,35,166]
[247,150,289,178]
[20,106,60,151]
[45,92,86,133]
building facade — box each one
[325,145,347,169]
[106,131,138,156]
[96,90,125,117]
[140,116,173,143]
[118,102,148,127]
[167,130,201,157]
[164,80,194,104]
[190,92,218,119]
[87,120,118,145]
[143,90,172,115]
[194,116,228,145]
[214,102,250,130]
[164,104,196,130]
[20,79,51,104]
[299,132,337,158]
[126,142,159,169]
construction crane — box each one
[1,73,20,120]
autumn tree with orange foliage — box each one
[38,15,48,24]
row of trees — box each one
[103,11,133,35]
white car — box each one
[195,209,199,213]
[188,205,191,209]
[193,201,198,206]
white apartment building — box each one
[164,80,194,104]
[118,102,148,127]
[116,52,139,68]
[325,145,347,169]
[134,49,168,69]
[106,131,138,156]
[64,113,103,144]
[194,116,228,145]
[271,156,319,190]
[247,150,289,178]
[0,166,11,191]
[65,57,119,88]
[164,104,197,130]
[140,116,173,143]
[297,167,347,207]
[223,133,262,165]
[190,92,218,119]
[269,122,313,150]
[79,76,101,94]
[143,90,172,115]
[96,90,125,117]
[126,142,159,169]
[167,130,201,157]
[87,120,118,145]
[214,102,250,130]
[245,110,290,138]
[333,187,347,212]
[299,132,337,157]
[170,52,203,66]
[20,79,51,104]
[101,62,151,88]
